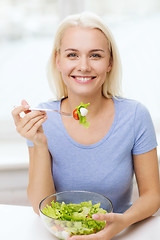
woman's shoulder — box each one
[114,96,150,118]
[114,96,139,105]
[114,96,147,110]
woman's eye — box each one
[90,54,101,58]
[67,53,78,58]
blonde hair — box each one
[47,12,122,100]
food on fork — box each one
[73,102,90,128]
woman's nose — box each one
[78,57,91,72]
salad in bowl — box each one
[39,191,113,239]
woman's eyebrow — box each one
[65,48,78,52]
[90,49,105,53]
[65,48,105,52]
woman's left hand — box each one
[67,213,127,240]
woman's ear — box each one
[107,56,113,72]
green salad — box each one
[42,200,107,237]
[73,102,90,128]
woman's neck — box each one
[62,93,110,119]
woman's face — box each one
[56,26,112,97]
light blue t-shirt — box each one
[27,97,157,213]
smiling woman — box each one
[11,11,160,240]
[55,27,113,98]
[48,12,122,100]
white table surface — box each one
[0,204,160,240]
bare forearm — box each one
[27,144,56,214]
[123,150,160,227]
[123,193,160,226]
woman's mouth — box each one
[71,75,96,83]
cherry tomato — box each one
[73,109,79,120]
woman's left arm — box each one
[123,147,160,223]
[68,148,160,240]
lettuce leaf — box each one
[76,102,90,128]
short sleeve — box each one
[132,103,158,155]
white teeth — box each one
[75,77,93,82]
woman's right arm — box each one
[27,145,56,214]
[12,101,56,214]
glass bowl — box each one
[39,191,113,240]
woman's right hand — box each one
[12,100,48,146]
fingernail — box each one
[92,214,99,220]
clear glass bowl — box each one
[39,191,113,240]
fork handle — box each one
[29,108,54,112]
[29,107,73,117]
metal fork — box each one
[29,107,73,117]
